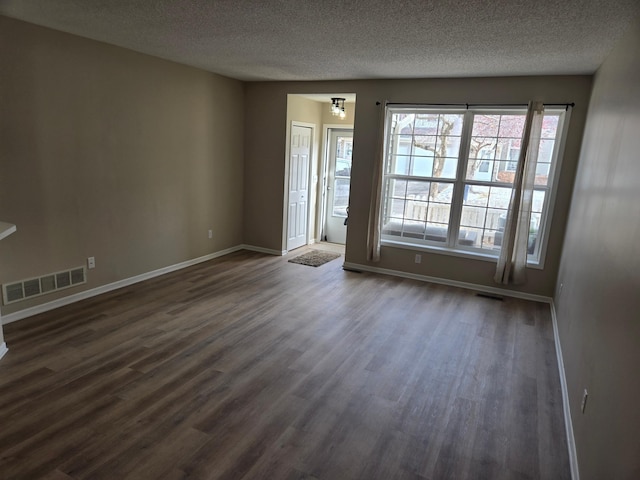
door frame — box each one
[318,124,354,244]
[283,121,316,253]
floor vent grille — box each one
[2,266,86,305]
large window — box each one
[380,106,567,266]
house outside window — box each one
[380,106,568,266]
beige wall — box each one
[0,17,244,316]
[555,20,640,480]
[286,96,323,244]
[244,76,592,296]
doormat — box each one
[288,250,341,267]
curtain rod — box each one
[376,101,575,110]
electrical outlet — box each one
[208,229,213,239]
[87,256,96,269]
[581,388,588,414]
[415,254,422,264]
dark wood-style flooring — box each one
[0,247,570,480]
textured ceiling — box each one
[1,0,638,82]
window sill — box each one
[380,239,543,269]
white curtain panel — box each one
[495,101,545,285]
[367,101,388,262]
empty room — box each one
[1,1,639,479]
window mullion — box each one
[448,110,474,248]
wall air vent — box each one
[2,266,86,305]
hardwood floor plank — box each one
[0,247,571,479]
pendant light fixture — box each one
[330,97,346,119]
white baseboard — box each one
[241,244,286,256]
[550,301,580,480]
[1,245,244,325]
[0,342,7,362]
[342,261,553,304]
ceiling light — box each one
[331,98,346,119]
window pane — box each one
[435,158,458,179]
[414,114,439,134]
[459,227,482,248]
[538,139,555,164]
[390,112,464,181]
[411,156,433,177]
[424,223,448,243]
[469,113,526,185]
[389,155,411,175]
[535,163,551,186]
[427,202,451,227]
[459,199,507,251]
[467,160,493,181]
[407,180,430,198]
[528,212,542,254]
[437,136,461,157]
[392,134,414,152]
[389,178,408,197]
[532,190,545,213]
[488,186,511,209]
[472,115,500,137]
[406,199,427,221]
[460,206,487,228]
[441,114,464,135]
[413,135,437,153]
[388,198,406,217]
[464,185,489,207]
[530,212,542,231]
[469,136,497,160]
[381,175,453,243]
[392,113,415,135]
[332,178,350,216]
[542,115,559,138]
[498,115,526,138]
[494,161,515,183]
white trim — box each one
[1,246,243,325]
[0,342,7,361]
[240,244,286,256]
[550,301,580,480]
[341,261,552,303]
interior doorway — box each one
[284,93,356,253]
[322,129,353,244]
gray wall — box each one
[555,20,640,480]
[244,77,592,297]
[0,17,245,316]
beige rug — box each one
[288,250,341,267]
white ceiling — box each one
[1,0,638,82]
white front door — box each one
[324,129,353,244]
[287,125,311,251]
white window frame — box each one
[380,105,570,268]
